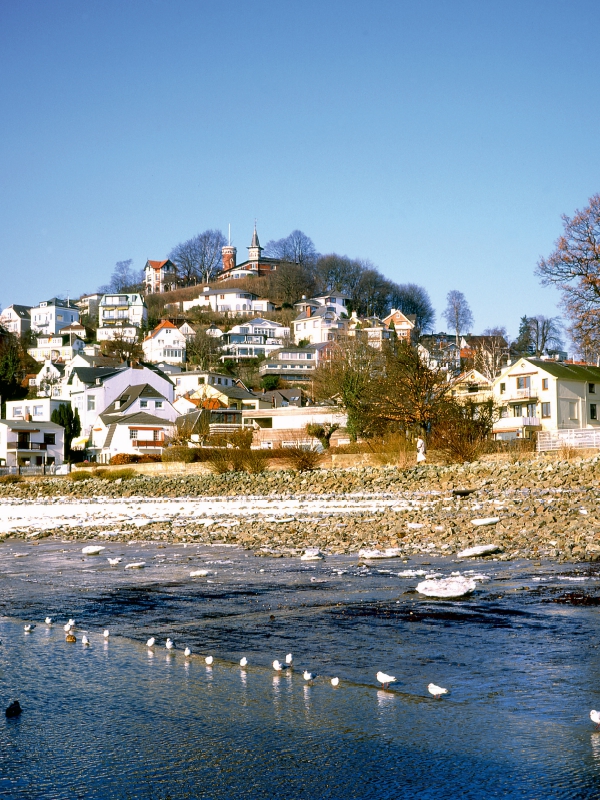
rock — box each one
[65,633,76,643]
[471,517,501,527]
[5,701,22,718]
[300,547,324,561]
[124,562,146,569]
[359,548,403,559]
[81,545,105,555]
[457,544,502,558]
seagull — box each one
[107,557,122,566]
[240,657,248,667]
[103,629,110,638]
[64,623,72,632]
[146,637,155,648]
[24,624,35,632]
[591,710,600,728]
[184,647,191,657]
[68,619,75,627]
[428,683,448,699]
[303,670,314,682]
[165,638,174,650]
[273,660,283,671]
[331,677,340,687]
[285,653,293,665]
[45,617,52,625]
[376,671,396,689]
[82,635,90,646]
[205,656,213,665]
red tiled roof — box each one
[144,319,178,341]
[146,260,169,270]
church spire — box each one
[247,223,263,261]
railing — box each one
[7,442,48,451]
[132,439,164,448]
[493,416,541,431]
[537,428,600,451]
[503,388,538,400]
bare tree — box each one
[442,290,474,346]
[512,315,563,357]
[169,229,226,286]
[263,230,318,268]
[387,283,435,333]
[468,327,509,379]
[315,254,363,297]
[100,331,143,362]
[186,329,222,371]
[98,260,144,294]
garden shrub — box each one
[281,447,324,472]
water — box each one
[1,540,600,798]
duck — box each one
[376,671,396,688]
[5,701,22,718]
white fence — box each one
[537,429,600,452]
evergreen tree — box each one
[51,404,81,458]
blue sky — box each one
[2,0,600,343]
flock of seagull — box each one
[23,617,448,698]
[16,618,600,724]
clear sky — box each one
[2,0,600,343]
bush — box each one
[242,449,270,474]
[281,446,324,472]
[0,474,23,484]
[206,450,233,474]
[70,470,92,482]
[92,468,108,479]
[367,433,414,467]
[104,468,137,482]
[109,453,140,465]
[138,454,161,463]
[161,446,197,463]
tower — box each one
[247,225,263,262]
[222,225,237,274]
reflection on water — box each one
[1,543,600,798]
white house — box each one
[0,305,31,336]
[88,383,179,462]
[0,420,64,468]
[28,332,85,363]
[182,287,276,316]
[347,313,393,349]
[172,370,237,399]
[219,318,290,361]
[144,259,178,293]
[30,298,80,334]
[259,344,330,382]
[68,364,175,436]
[32,360,69,399]
[242,406,348,449]
[96,293,148,341]
[5,398,66,422]
[293,293,351,319]
[292,306,348,345]
[492,358,600,441]
[142,320,187,364]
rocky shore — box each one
[1,457,600,562]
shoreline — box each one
[1,457,600,563]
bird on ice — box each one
[184,647,191,657]
[45,617,52,625]
[331,677,340,687]
[591,710,600,728]
[146,637,155,648]
[165,638,175,650]
[428,683,448,699]
[24,624,35,632]
[107,558,122,566]
[240,657,248,667]
[273,660,283,671]
[285,653,293,665]
[205,656,214,665]
[376,671,396,688]
[82,636,90,646]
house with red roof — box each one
[142,320,187,365]
[144,259,177,293]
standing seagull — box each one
[240,657,248,667]
[165,638,175,650]
[376,671,396,689]
[24,624,35,632]
[331,677,340,687]
[45,617,53,625]
[82,635,90,646]
[303,670,314,682]
[273,660,283,671]
[285,653,293,665]
[428,683,448,699]
[103,629,110,639]
[205,656,214,665]
[184,647,191,657]
[591,710,600,728]
[146,637,155,648]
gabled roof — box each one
[144,320,180,341]
[100,384,168,421]
[146,259,174,271]
[3,304,31,318]
[294,306,341,322]
[0,420,62,430]
[517,358,600,382]
[106,411,175,427]
[68,366,125,386]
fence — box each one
[537,429,600,452]
[0,464,70,477]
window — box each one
[516,376,530,390]
[569,401,578,420]
[153,430,161,441]
[542,378,549,390]
[591,404,598,420]
[130,429,138,439]
[33,406,43,417]
[500,383,506,394]
[155,401,163,409]
[87,396,96,412]
[43,433,55,445]
[590,383,596,394]
[13,406,22,417]
[140,400,148,409]
[513,404,522,417]
[541,402,551,418]
[500,407,508,418]
[526,403,537,417]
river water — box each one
[1,539,600,799]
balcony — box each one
[493,417,541,432]
[503,388,538,401]
[132,439,164,448]
[7,442,48,451]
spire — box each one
[247,223,263,261]
[250,224,260,249]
